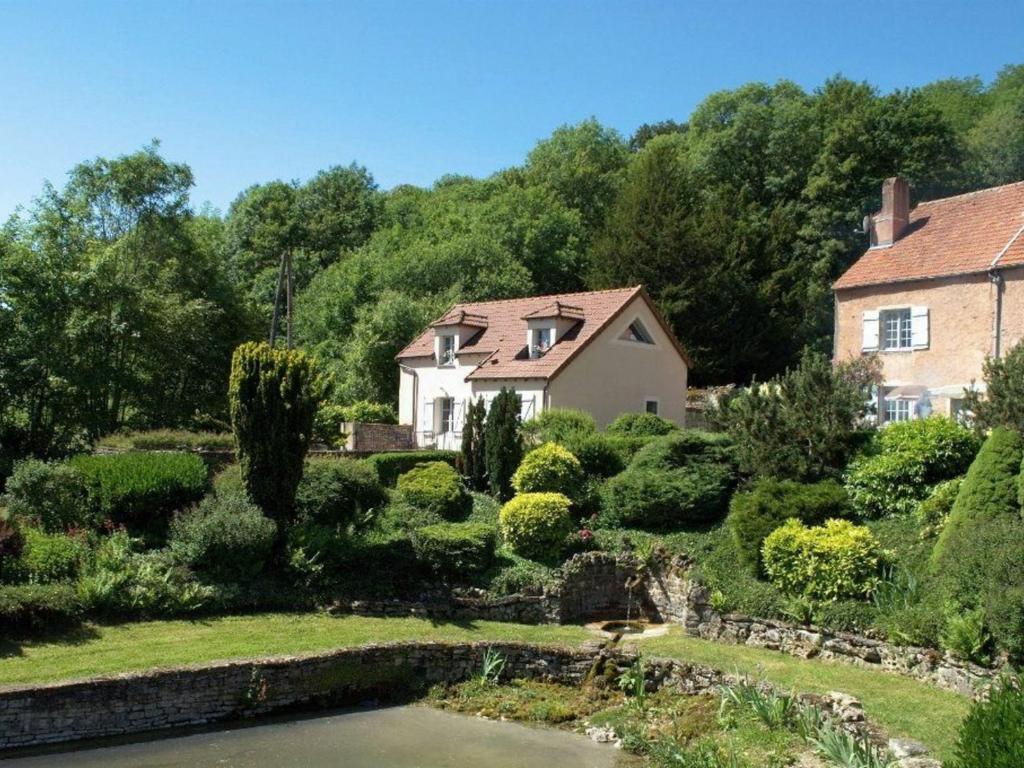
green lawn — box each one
[640,627,969,761]
[0,615,968,760]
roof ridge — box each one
[915,180,1024,208]
[446,285,641,310]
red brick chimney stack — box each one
[870,176,910,247]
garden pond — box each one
[3,705,633,767]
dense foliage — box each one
[169,493,277,582]
[460,397,488,491]
[4,459,92,532]
[484,388,523,501]
[606,412,679,437]
[762,519,884,601]
[512,442,584,499]
[950,681,1024,768]
[294,458,386,527]
[412,521,496,578]
[397,461,472,520]
[364,450,460,486]
[499,492,574,562]
[521,409,597,446]
[963,340,1024,434]
[228,342,324,525]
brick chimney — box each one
[869,177,910,247]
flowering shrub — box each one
[762,519,884,601]
[512,442,584,499]
[499,492,573,562]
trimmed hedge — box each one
[0,583,83,635]
[365,450,460,487]
[599,463,735,530]
[169,493,277,582]
[727,478,850,574]
[3,459,93,532]
[512,442,584,499]
[499,492,574,562]
[762,519,884,601]
[397,461,471,520]
[412,521,496,578]
[607,412,680,437]
[295,458,387,526]
[69,452,208,538]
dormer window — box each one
[621,319,654,345]
[439,334,456,365]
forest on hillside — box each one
[2,65,1023,464]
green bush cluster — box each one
[762,519,884,601]
[69,452,208,538]
[512,442,584,499]
[561,434,625,478]
[521,408,596,445]
[0,583,83,635]
[4,527,88,584]
[914,477,962,538]
[950,680,1024,768]
[169,493,277,582]
[97,430,235,452]
[412,521,496,578]
[4,459,93,532]
[606,411,679,437]
[0,517,24,580]
[294,458,386,526]
[845,417,978,518]
[499,492,574,562]
[365,450,460,486]
[397,461,471,519]
[727,478,850,574]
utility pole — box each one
[268,251,294,349]
[286,251,294,350]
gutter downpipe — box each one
[988,221,1024,359]
[399,363,418,446]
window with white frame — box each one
[439,335,456,365]
[885,397,913,423]
[881,308,913,350]
[534,327,554,355]
[645,399,659,415]
[438,397,455,434]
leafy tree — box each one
[460,397,487,491]
[295,163,382,266]
[228,342,326,526]
[964,341,1024,434]
[484,388,523,501]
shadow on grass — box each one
[0,623,102,660]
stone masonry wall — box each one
[343,422,414,452]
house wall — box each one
[834,266,1024,417]
[547,296,688,427]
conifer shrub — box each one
[485,388,523,501]
[950,680,1024,768]
[512,442,584,499]
[169,493,277,582]
[69,452,208,539]
[762,519,884,601]
[460,397,488,491]
[914,477,962,538]
[521,409,597,445]
[294,458,386,526]
[599,464,735,530]
[412,521,496,578]
[607,411,679,437]
[561,434,625,479]
[397,461,472,520]
[499,492,573,562]
[727,478,851,574]
[628,430,734,471]
[365,450,460,487]
[3,459,93,532]
[228,341,325,525]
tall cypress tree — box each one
[460,397,488,491]
[485,388,522,501]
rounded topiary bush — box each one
[949,681,1024,768]
[295,458,387,526]
[599,464,735,530]
[762,518,883,601]
[412,521,496,578]
[397,461,472,520]
[499,492,573,562]
[169,493,277,582]
[727,478,850,575]
[606,411,679,437]
[512,442,584,499]
[561,434,625,479]
[628,430,734,471]
[521,409,596,445]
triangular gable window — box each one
[620,319,654,345]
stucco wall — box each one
[834,267,1024,415]
[547,296,688,427]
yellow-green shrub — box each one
[762,519,884,601]
[499,492,573,562]
[397,461,471,519]
[512,442,584,499]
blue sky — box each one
[1,0,1020,218]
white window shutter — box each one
[911,306,929,349]
[422,399,434,432]
[862,310,880,351]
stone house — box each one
[833,178,1024,423]
[395,286,691,448]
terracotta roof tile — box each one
[396,286,690,380]
[834,181,1024,290]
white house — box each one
[395,286,691,449]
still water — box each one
[5,705,629,768]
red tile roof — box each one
[833,181,1024,290]
[396,286,690,380]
